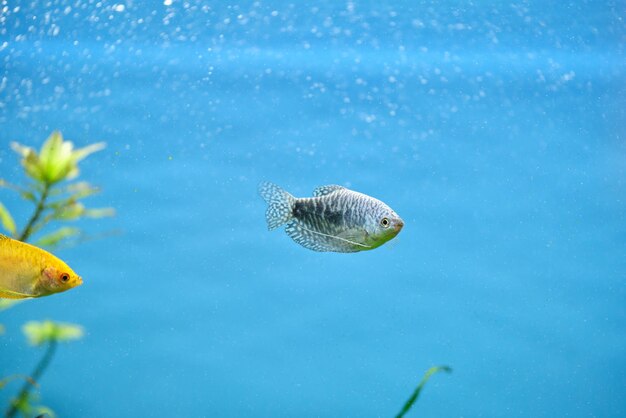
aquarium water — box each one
[0,1,624,417]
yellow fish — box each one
[0,234,82,299]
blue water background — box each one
[1,1,625,417]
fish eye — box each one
[60,273,70,283]
[380,217,390,228]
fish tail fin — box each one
[258,182,296,230]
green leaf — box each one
[20,190,37,202]
[47,182,110,216]
[83,207,115,218]
[395,366,452,418]
[53,202,86,220]
[0,201,16,235]
[46,197,77,210]
[0,299,21,311]
[25,150,45,182]
[0,180,32,199]
[9,142,34,158]
[33,405,56,418]
[46,202,114,221]
[12,391,37,416]
[45,186,103,214]
[34,227,81,248]
[38,131,75,184]
[72,142,106,163]
[11,142,44,182]
[60,181,101,199]
[23,320,84,346]
[39,131,64,165]
[0,179,21,191]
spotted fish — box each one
[259,182,404,252]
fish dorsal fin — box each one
[0,233,8,240]
[312,185,345,197]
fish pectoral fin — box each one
[285,220,368,253]
[0,288,33,299]
[335,230,371,249]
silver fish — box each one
[259,182,404,252]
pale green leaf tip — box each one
[72,142,106,162]
[10,141,33,157]
[34,406,56,418]
[23,320,84,346]
[0,299,21,311]
[0,201,17,235]
[84,207,116,218]
[34,227,81,248]
[395,365,452,418]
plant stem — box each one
[395,366,452,418]
[18,183,51,242]
[5,340,57,418]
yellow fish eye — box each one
[60,273,70,283]
[380,217,390,228]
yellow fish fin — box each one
[0,288,33,299]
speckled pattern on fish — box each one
[259,182,404,253]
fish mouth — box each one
[393,219,404,232]
[75,276,84,286]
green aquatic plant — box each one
[5,321,83,418]
[0,132,114,418]
[0,131,114,245]
[395,365,452,418]
[0,376,36,392]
